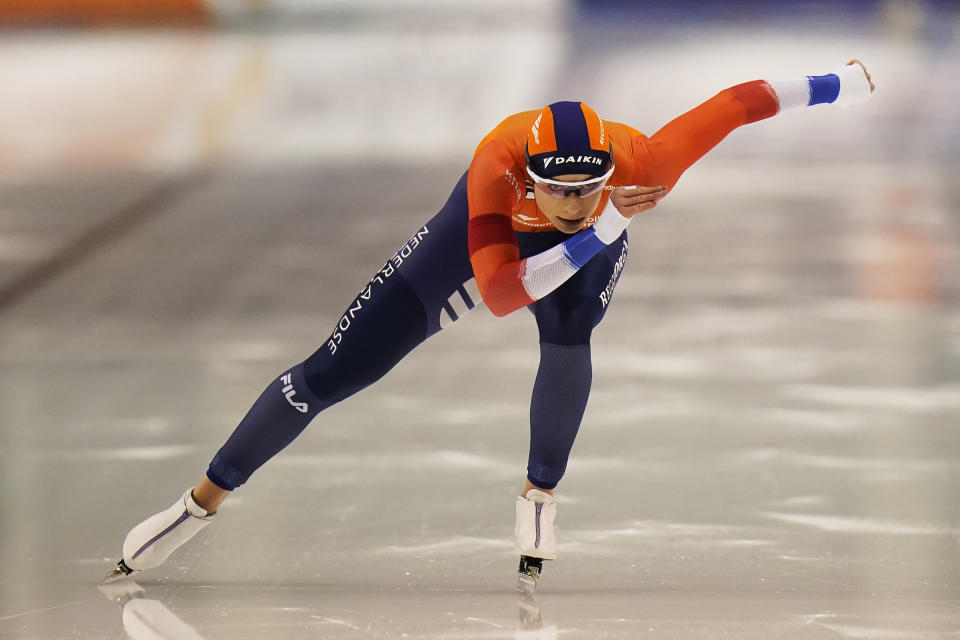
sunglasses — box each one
[526,164,615,199]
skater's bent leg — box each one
[526,342,592,490]
[524,271,597,493]
[521,231,626,493]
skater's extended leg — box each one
[207,361,327,490]
[107,278,432,582]
[206,171,475,492]
[107,172,477,581]
[197,271,432,502]
[205,263,435,491]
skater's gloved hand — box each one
[609,185,667,218]
[845,59,876,93]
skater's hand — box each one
[610,185,667,218]
[845,59,876,93]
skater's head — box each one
[526,101,614,233]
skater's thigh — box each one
[303,171,476,403]
[392,170,479,334]
[532,232,629,345]
[304,269,429,404]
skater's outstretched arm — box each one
[640,59,876,191]
[466,61,874,318]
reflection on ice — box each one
[95,581,563,639]
[99,581,206,640]
[516,591,560,639]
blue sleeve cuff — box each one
[807,73,841,106]
[562,227,606,269]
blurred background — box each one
[0,1,958,639]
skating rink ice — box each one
[1,1,959,638]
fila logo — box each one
[542,155,602,169]
[280,373,308,413]
[516,213,538,221]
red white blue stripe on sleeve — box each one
[767,64,872,111]
[520,200,630,301]
[520,229,603,300]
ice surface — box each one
[2,3,960,638]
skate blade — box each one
[101,560,136,585]
[517,555,542,594]
[517,571,538,595]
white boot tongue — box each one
[183,490,210,518]
[523,489,555,504]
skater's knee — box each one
[301,352,372,404]
[534,299,598,345]
[538,326,592,346]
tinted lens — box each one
[534,182,571,199]
[533,177,607,199]
[576,179,607,197]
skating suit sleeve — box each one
[635,64,873,190]
[635,80,779,190]
[466,139,531,316]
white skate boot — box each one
[515,489,557,593]
[102,489,215,583]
